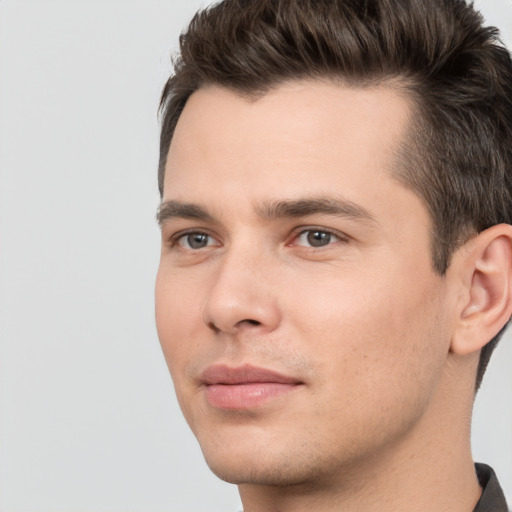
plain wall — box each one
[0,1,510,511]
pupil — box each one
[188,234,208,248]
[307,231,331,247]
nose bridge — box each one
[202,237,280,334]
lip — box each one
[200,364,303,410]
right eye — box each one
[176,232,218,250]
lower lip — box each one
[205,382,298,409]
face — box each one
[155,81,454,487]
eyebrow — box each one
[157,201,214,226]
[255,197,376,223]
[157,196,376,226]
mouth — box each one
[200,364,303,410]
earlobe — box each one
[451,224,512,355]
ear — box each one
[451,224,512,356]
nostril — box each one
[208,321,221,333]
[242,319,261,326]
[206,318,261,333]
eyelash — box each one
[168,227,346,251]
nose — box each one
[202,247,281,336]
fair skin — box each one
[155,81,512,512]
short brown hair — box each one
[158,0,512,390]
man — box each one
[154,0,512,510]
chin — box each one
[198,434,339,487]
[204,456,315,486]
[199,438,277,484]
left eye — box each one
[295,230,341,248]
[177,232,217,249]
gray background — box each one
[0,1,510,511]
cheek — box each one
[155,266,205,376]
[285,263,449,403]
[155,267,209,427]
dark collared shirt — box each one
[474,463,509,512]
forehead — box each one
[163,81,414,212]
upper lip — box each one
[200,364,302,385]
